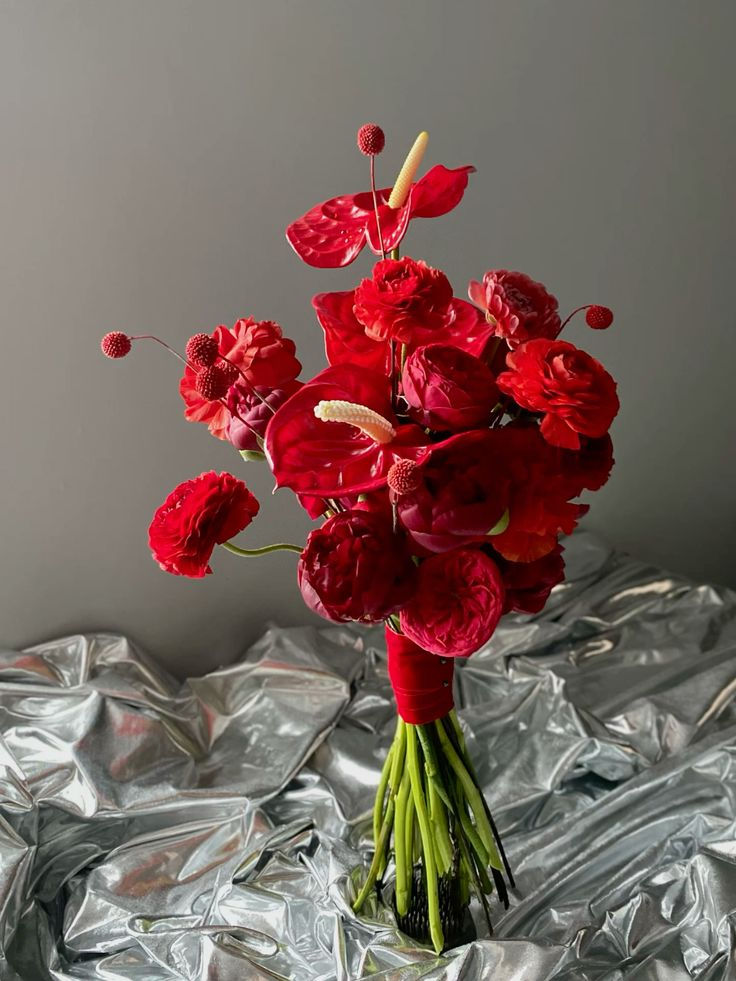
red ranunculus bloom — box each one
[353,257,453,344]
[402,344,499,432]
[148,471,259,578]
[298,509,416,622]
[180,319,301,440]
[313,289,494,374]
[497,339,619,450]
[397,430,509,554]
[497,545,565,614]
[227,381,302,452]
[400,547,505,657]
[489,426,588,563]
[468,270,561,348]
[286,164,475,268]
[265,363,429,498]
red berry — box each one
[387,459,421,497]
[185,332,219,368]
[101,331,132,358]
[217,359,239,386]
[195,364,230,401]
[357,123,385,156]
[585,305,614,329]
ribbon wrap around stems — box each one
[385,625,455,724]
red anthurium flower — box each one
[286,165,475,268]
[264,364,429,497]
[312,290,494,374]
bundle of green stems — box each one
[352,710,514,953]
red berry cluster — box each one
[357,123,385,157]
[101,331,131,359]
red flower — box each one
[402,344,499,432]
[298,509,416,623]
[489,426,588,563]
[498,545,565,614]
[180,319,301,440]
[497,339,619,450]
[264,363,429,497]
[286,164,475,268]
[148,471,259,578]
[227,381,302,452]
[400,548,505,657]
[468,270,561,347]
[397,430,509,554]
[353,257,453,344]
[313,289,494,374]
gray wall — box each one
[1,1,734,675]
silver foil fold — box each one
[1,532,736,979]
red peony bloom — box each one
[265,363,429,498]
[498,545,565,614]
[313,289,494,375]
[180,318,301,440]
[468,270,561,348]
[397,430,509,554]
[227,380,302,452]
[353,257,453,344]
[402,344,499,432]
[400,547,505,657]
[148,471,259,578]
[286,164,475,268]
[298,509,416,623]
[488,426,588,563]
[497,339,619,450]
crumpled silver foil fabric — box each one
[2,532,736,980]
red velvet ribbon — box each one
[385,626,455,724]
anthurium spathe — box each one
[286,164,475,268]
[264,363,430,497]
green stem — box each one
[394,765,412,915]
[221,541,302,557]
[435,720,501,869]
[428,780,453,876]
[417,726,453,810]
[443,716,507,877]
[372,742,394,865]
[407,725,444,954]
[353,798,395,913]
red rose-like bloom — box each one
[353,257,453,344]
[227,380,302,452]
[400,547,505,657]
[497,339,619,450]
[298,509,416,623]
[180,318,301,440]
[402,344,499,432]
[498,545,565,614]
[148,471,259,578]
[468,270,561,348]
[397,430,509,554]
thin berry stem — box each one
[369,155,386,260]
[557,305,590,334]
[220,355,274,412]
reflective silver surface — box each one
[2,532,736,979]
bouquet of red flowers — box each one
[100,124,618,952]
